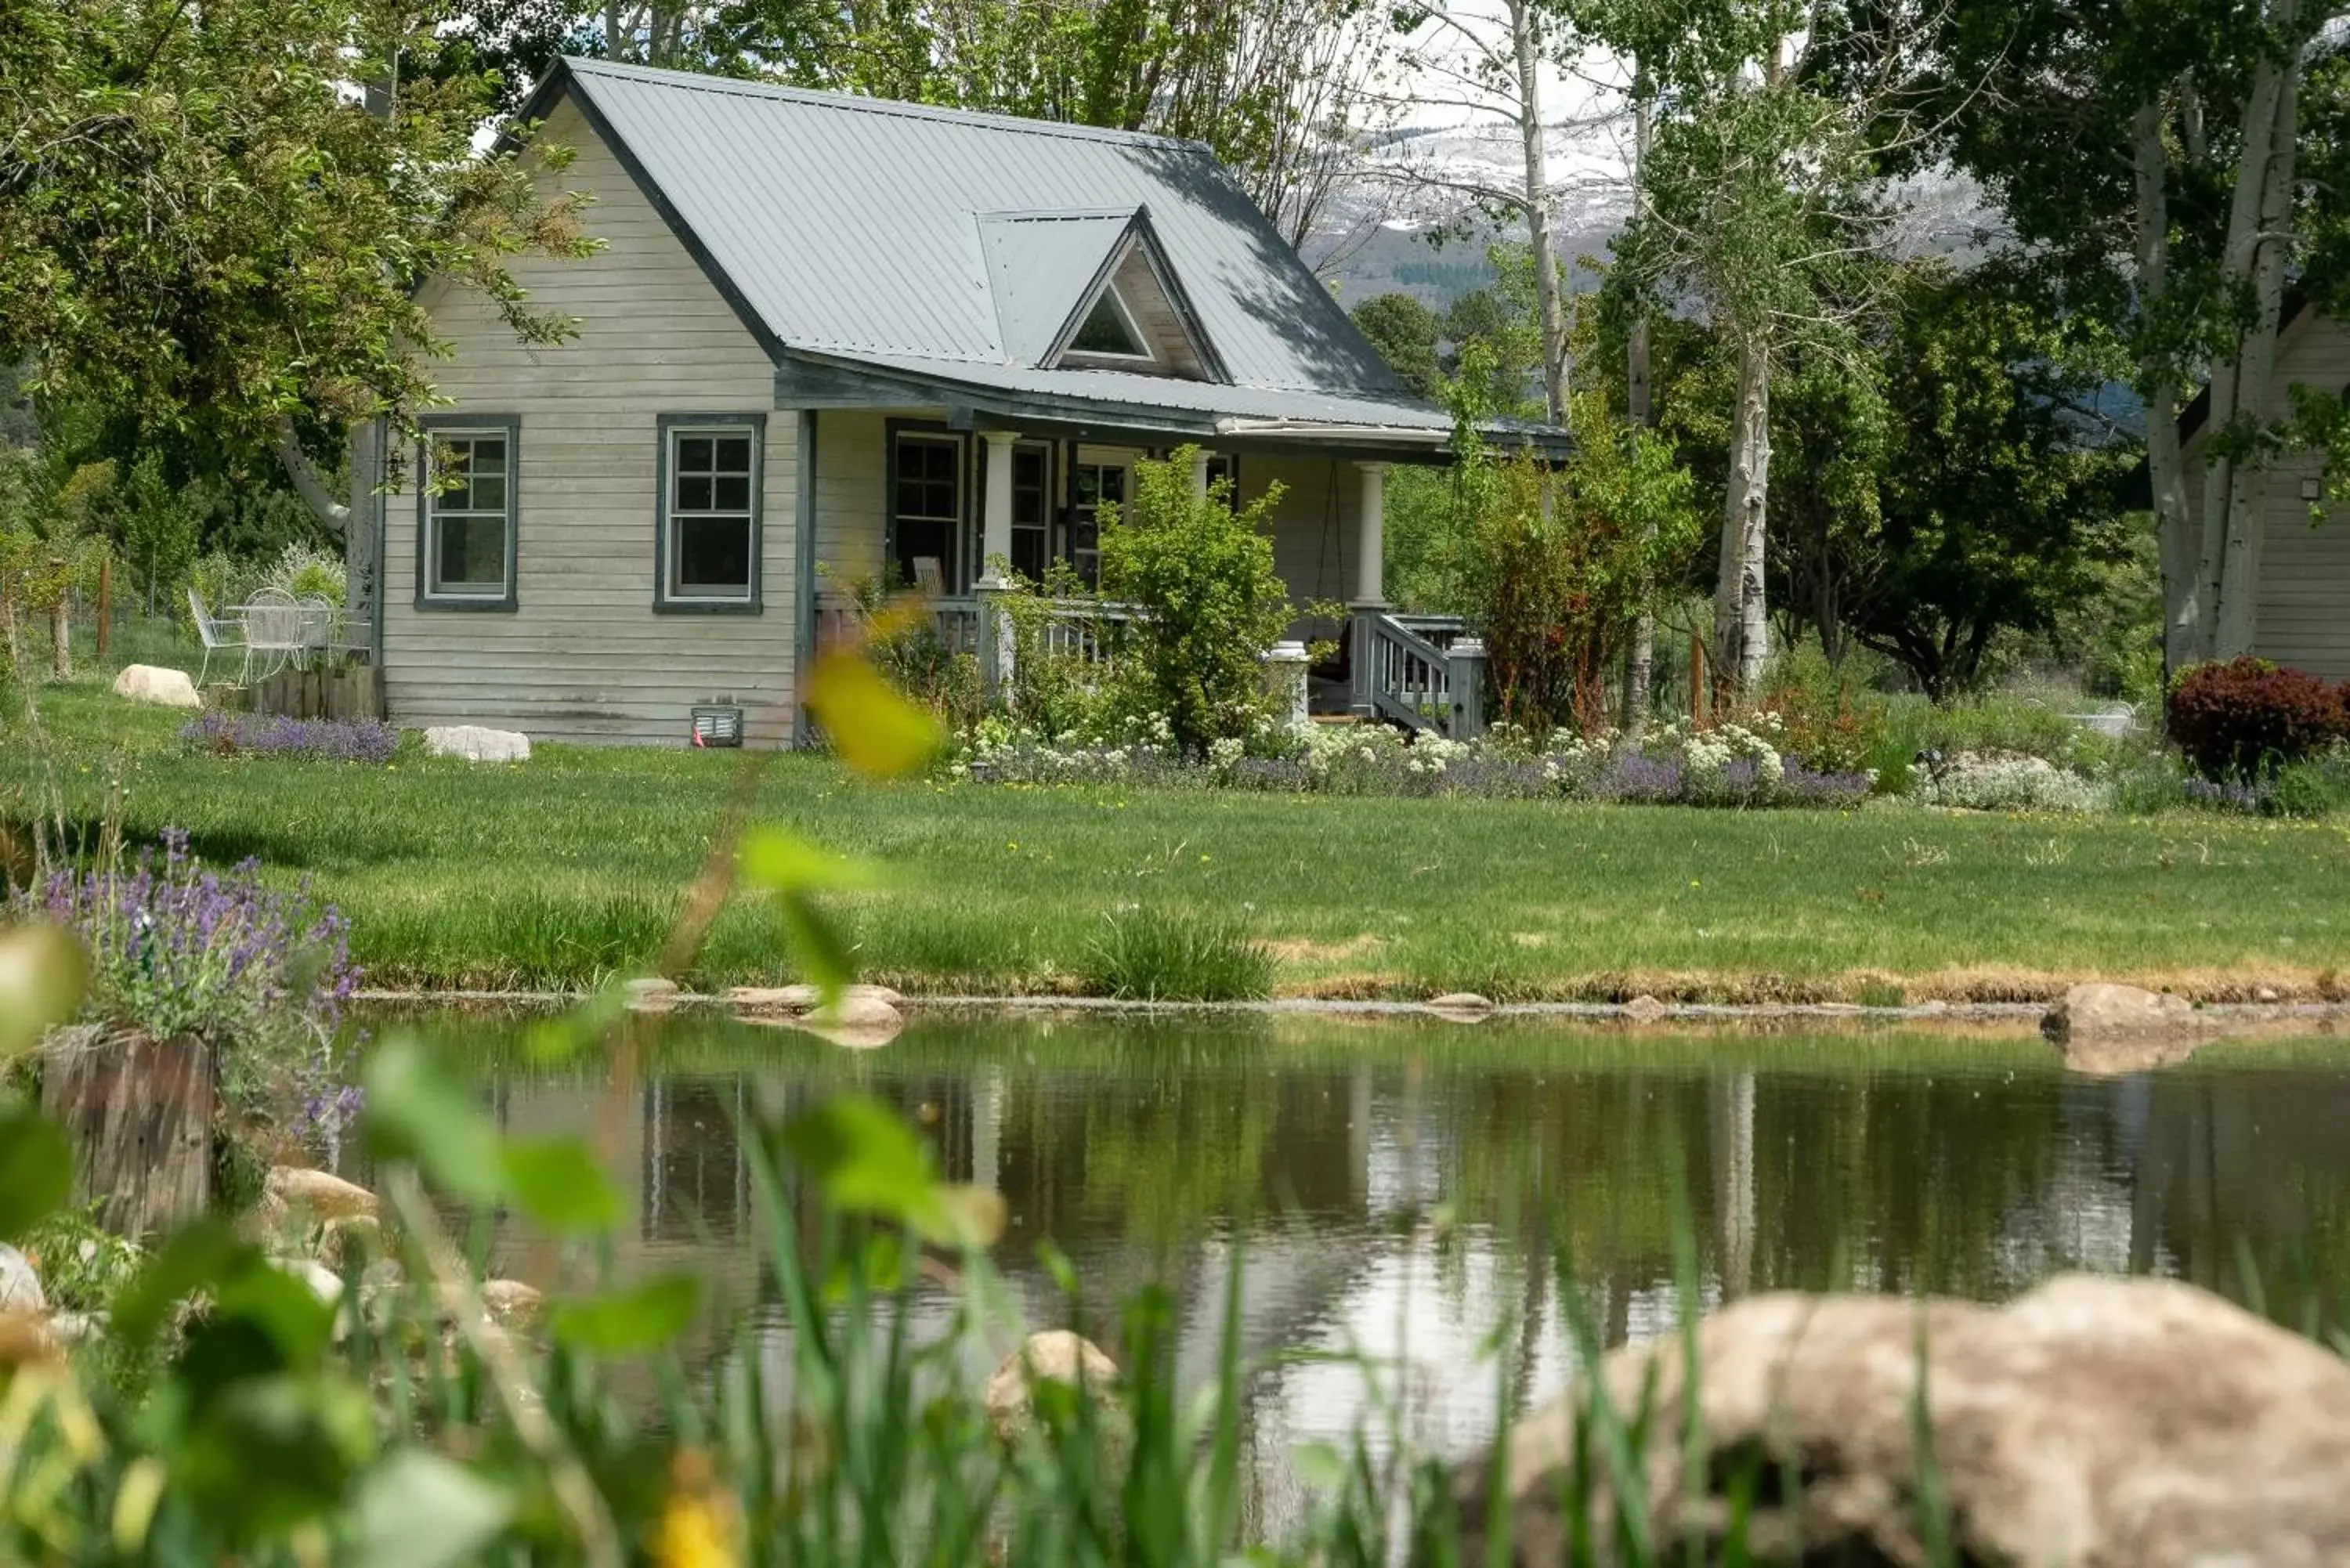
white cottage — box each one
[370,59,1560,746]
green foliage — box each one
[1082,907,1274,1000]
[1437,349,1702,732]
[1097,446,1295,755]
[1,0,596,465]
[1349,292,1442,397]
[256,544,347,609]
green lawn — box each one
[7,674,2349,1000]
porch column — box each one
[978,431,1018,587]
[1350,461,1389,717]
[976,430,1019,698]
[1354,461,1386,605]
[1191,448,1213,497]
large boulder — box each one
[732,985,906,1048]
[424,724,530,763]
[0,1245,44,1314]
[112,663,201,708]
[2042,982,2218,1073]
[1455,1275,2350,1566]
[984,1330,1120,1445]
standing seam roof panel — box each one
[562,59,1412,398]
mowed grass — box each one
[8,674,2350,1000]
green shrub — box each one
[1083,908,1273,1001]
[1097,447,1294,756]
[2270,753,2350,818]
[2168,656,2347,779]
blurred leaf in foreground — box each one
[363,1036,504,1205]
[0,1101,71,1241]
[807,652,942,779]
[0,920,85,1058]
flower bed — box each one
[180,710,399,764]
[959,717,1876,808]
[1914,752,2114,812]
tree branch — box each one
[273,417,350,535]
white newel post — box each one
[977,431,1019,696]
[1191,448,1213,497]
[1262,639,1311,732]
[1349,461,1388,715]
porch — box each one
[801,410,1491,737]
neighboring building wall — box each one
[384,95,798,746]
[2254,313,2350,679]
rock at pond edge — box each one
[1454,1274,2350,1568]
[984,1330,1120,1444]
[0,1245,45,1315]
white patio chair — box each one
[239,587,306,683]
[293,594,338,669]
[913,555,946,599]
[186,587,251,687]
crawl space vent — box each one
[691,705,744,747]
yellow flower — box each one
[653,1451,737,1568]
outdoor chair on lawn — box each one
[186,587,251,688]
[293,594,338,669]
[238,587,306,683]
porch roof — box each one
[777,348,1567,459]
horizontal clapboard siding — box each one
[2255,313,2350,678]
[385,96,799,747]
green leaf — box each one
[0,1101,71,1241]
[549,1274,701,1354]
[777,890,856,1004]
[363,1036,505,1205]
[807,652,943,779]
[779,1095,934,1223]
[171,1374,376,1537]
[349,1450,512,1568]
[501,1139,623,1235]
[738,825,877,893]
[0,922,85,1059]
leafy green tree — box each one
[1349,293,1443,398]
[1882,0,2348,674]
[0,0,596,528]
[1097,448,1295,754]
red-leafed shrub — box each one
[2167,657,2348,778]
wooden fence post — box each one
[1689,630,1707,727]
[96,557,110,662]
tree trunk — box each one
[49,577,70,680]
[1511,0,1570,428]
[2189,8,2293,662]
[1715,338,1771,700]
[346,418,382,661]
[2135,102,2196,681]
[2214,28,2302,656]
[1622,85,1656,733]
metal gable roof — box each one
[554,58,1415,401]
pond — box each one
[349,1012,2350,1531]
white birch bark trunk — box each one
[2214,32,2302,656]
[1715,338,1771,698]
[2190,9,2291,660]
[1624,85,1656,732]
[1511,0,1570,427]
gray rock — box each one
[1426,992,1495,1021]
[423,724,530,762]
[623,975,682,1013]
[1456,1274,2350,1567]
[0,1244,44,1314]
[2042,982,2218,1073]
[1622,994,1670,1023]
[266,1165,382,1222]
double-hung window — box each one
[658,415,763,610]
[890,429,965,592]
[418,417,518,608]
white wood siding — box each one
[385,96,798,746]
[1247,453,1364,612]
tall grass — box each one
[1082,909,1274,1000]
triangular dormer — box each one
[1045,214,1221,380]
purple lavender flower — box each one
[179,713,399,764]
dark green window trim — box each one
[655,411,767,615]
[414,414,520,612]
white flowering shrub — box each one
[1914,752,2113,813]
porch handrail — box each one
[1353,611,1487,738]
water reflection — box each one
[376,1014,2350,1526]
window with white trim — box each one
[422,426,515,602]
[664,422,759,603]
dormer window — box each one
[1066,287,1152,361]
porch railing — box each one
[1352,611,1487,738]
